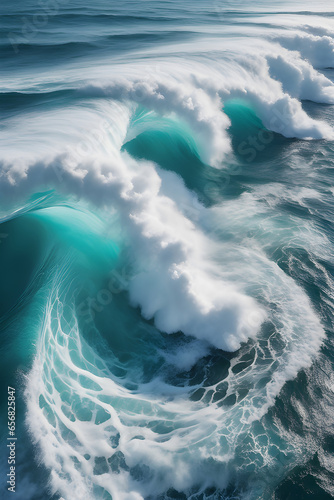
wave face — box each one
[1,1,334,499]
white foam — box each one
[2,39,331,352]
[274,33,334,69]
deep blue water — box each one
[1,1,334,499]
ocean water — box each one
[1,1,334,499]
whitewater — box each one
[0,1,334,499]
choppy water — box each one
[1,1,334,499]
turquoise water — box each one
[1,1,334,499]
